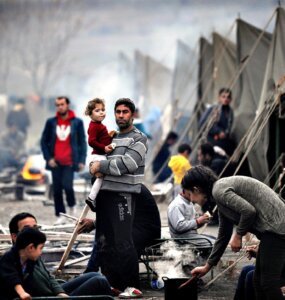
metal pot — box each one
[162,276,197,300]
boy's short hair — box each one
[85,98,105,116]
[9,212,37,235]
[178,143,192,154]
[15,227,46,250]
[114,98,135,113]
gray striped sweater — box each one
[207,176,285,266]
[98,127,148,193]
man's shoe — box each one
[54,216,66,225]
[85,197,96,212]
[68,205,77,216]
[118,287,143,299]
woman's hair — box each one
[85,98,105,116]
[181,165,218,199]
[15,227,46,250]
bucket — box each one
[162,277,198,300]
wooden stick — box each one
[59,212,78,221]
[204,253,247,288]
[56,254,91,268]
[0,233,93,242]
[178,275,198,289]
[56,204,90,272]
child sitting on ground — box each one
[0,227,68,300]
[84,98,116,212]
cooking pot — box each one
[162,276,197,300]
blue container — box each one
[150,278,164,290]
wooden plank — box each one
[56,204,90,272]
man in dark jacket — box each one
[40,96,87,224]
[198,87,235,156]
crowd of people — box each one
[1,87,285,300]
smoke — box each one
[147,240,201,279]
[76,59,134,132]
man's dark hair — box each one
[9,212,37,235]
[56,96,70,105]
[15,227,46,251]
[181,165,217,200]
[199,142,215,158]
[219,87,232,99]
[166,131,178,141]
[114,98,135,113]
[178,143,192,154]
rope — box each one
[145,21,237,183]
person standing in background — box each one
[152,131,178,183]
[6,98,30,138]
[40,96,87,225]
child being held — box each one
[84,98,116,212]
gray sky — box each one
[68,0,278,72]
[1,0,281,111]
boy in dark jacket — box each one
[0,227,67,300]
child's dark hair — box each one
[9,212,37,235]
[178,143,192,154]
[181,165,217,199]
[15,227,46,250]
[114,98,135,113]
[85,98,105,116]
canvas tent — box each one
[244,7,285,180]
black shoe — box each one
[85,197,96,212]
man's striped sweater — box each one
[98,127,148,194]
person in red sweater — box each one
[85,98,115,212]
[41,97,87,224]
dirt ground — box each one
[0,189,253,300]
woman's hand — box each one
[229,233,242,252]
[191,263,211,278]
